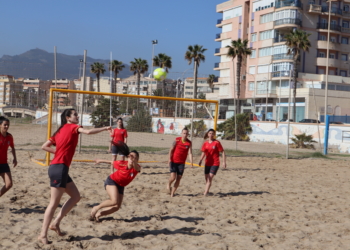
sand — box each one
[1,124,350,249]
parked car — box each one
[330,121,344,124]
[280,119,293,122]
[299,119,321,123]
[266,119,276,121]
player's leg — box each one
[170,164,184,197]
[0,170,13,197]
[167,162,177,193]
[91,184,119,219]
[95,191,124,221]
[204,166,219,196]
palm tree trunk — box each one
[193,61,198,116]
[292,57,298,122]
[97,75,100,93]
[236,56,242,114]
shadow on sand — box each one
[216,191,270,197]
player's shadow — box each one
[97,215,204,224]
[217,191,270,197]
[141,172,168,175]
[10,206,45,214]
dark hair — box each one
[0,116,9,125]
[130,150,139,160]
[111,140,139,160]
[116,118,124,129]
[182,127,189,132]
[204,129,216,140]
[53,109,76,136]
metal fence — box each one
[320,115,350,123]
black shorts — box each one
[0,163,10,174]
[104,176,125,195]
[170,162,185,176]
[205,166,219,175]
[111,145,124,156]
[48,164,73,188]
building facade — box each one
[212,0,350,121]
[0,75,24,107]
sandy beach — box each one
[1,124,350,249]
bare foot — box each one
[37,235,49,244]
[95,211,102,222]
[90,206,99,221]
[49,224,65,236]
[169,187,173,195]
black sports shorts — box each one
[0,163,10,174]
[204,166,219,175]
[170,162,185,176]
[104,176,125,195]
[111,145,124,156]
[48,164,73,188]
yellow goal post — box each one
[45,88,219,166]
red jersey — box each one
[49,123,82,167]
[111,128,128,143]
[201,140,224,166]
[0,132,14,164]
[110,160,140,187]
[171,137,191,164]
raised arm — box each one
[95,159,113,165]
[78,126,111,135]
[41,140,55,154]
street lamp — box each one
[79,59,83,79]
[175,78,182,119]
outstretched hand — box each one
[95,159,101,165]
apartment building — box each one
[21,78,51,108]
[51,79,76,107]
[0,75,23,107]
[212,0,350,121]
[74,76,93,109]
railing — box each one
[275,1,303,9]
[256,89,277,95]
[214,63,220,68]
[3,105,37,111]
[308,4,321,13]
[274,18,302,26]
[343,11,350,18]
[271,71,293,78]
[317,23,342,32]
[342,27,350,33]
[274,37,287,43]
[217,18,223,24]
[216,33,221,39]
[215,48,220,53]
[321,6,342,15]
[273,54,294,60]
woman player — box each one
[109,118,128,174]
[38,109,111,244]
[167,127,193,197]
[198,129,226,196]
[90,141,140,222]
[0,116,17,198]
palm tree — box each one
[285,30,311,121]
[185,44,207,115]
[207,74,217,93]
[153,53,172,109]
[130,58,149,96]
[226,39,251,114]
[109,60,125,93]
[90,62,106,93]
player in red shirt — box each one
[167,127,193,197]
[38,109,111,245]
[199,129,226,196]
[0,116,17,198]
[90,142,141,222]
[109,118,128,173]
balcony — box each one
[317,40,340,50]
[308,4,321,14]
[343,11,350,18]
[317,23,341,32]
[217,18,223,25]
[316,57,343,68]
[216,33,221,39]
[342,27,350,33]
[274,18,302,27]
[275,0,303,9]
[215,48,220,54]
[214,47,229,55]
[321,6,342,15]
[214,62,220,68]
[271,71,293,78]
[274,37,287,43]
[273,54,294,61]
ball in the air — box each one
[153,68,167,81]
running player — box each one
[167,127,193,197]
[109,118,128,174]
[38,109,111,245]
[90,142,140,222]
[0,116,17,198]
[198,129,226,196]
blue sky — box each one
[1,0,225,77]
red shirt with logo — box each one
[0,132,14,164]
[111,128,128,143]
[110,160,140,187]
[49,123,82,167]
[201,140,224,166]
[171,137,191,164]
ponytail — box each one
[52,109,76,136]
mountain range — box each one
[0,49,132,80]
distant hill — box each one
[0,48,132,80]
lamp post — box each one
[324,0,332,122]
[175,78,182,119]
[79,59,83,79]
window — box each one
[260,30,274,40]
[340,70,347,77]
[329,70,335,75]
[222,24,232,32]
[260,13,273,24]
[343,21,349,28]
[344,5,349,12]
[321,18,327,24]
[185,86,193,89]
[331,20,337,26]
[251,33,257,42]
[274,9,301,21]
[329,53,335,59]
[221,39,231,48]
[249,66,255,74]
[272,62,292,72]
[259,47,272,57]
[330,36,337,43]
[250,50,256,58]
[319,52,325,58]
[319,68,325,74]
[223,6,242,20]
[273,45,288,55]
[319,35,326,41]
[342,37,349,44]
[341,54,348,61]
[249,82,255,91]
[257,64,271,73]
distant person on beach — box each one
[0,116,17,198]
[109,118,128,173]
[90,141,141,221]
[38,109,111,245]
[199,129,226,196]
[167,127,193,197]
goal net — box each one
[41,89,219,166]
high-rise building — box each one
[0,75,23,107]
[213,0,350,121]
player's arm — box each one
[95,159,113,165]
[78,126,111,135]
[10,145,17,167]
[188,144,193,168]
[198,152,205,166]
[221,150,227,169]
[168,140,176,165]
[41,140,56,154]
